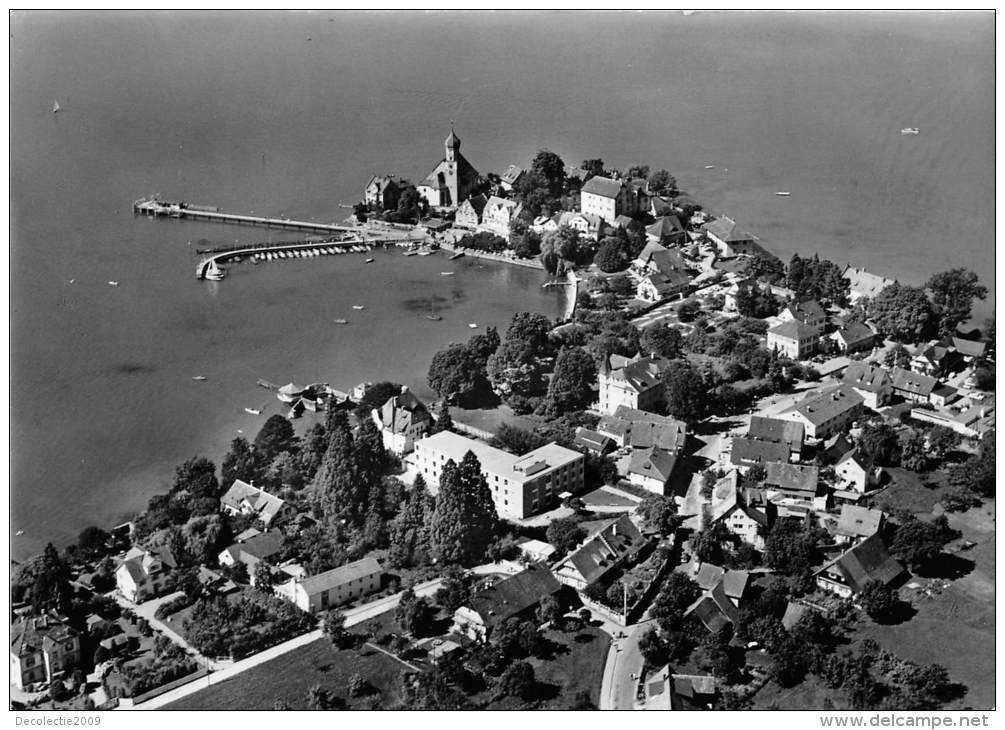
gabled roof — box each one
[298,557,382,596]
[836,321,875,344]
[952,337,987,359]
[748,416,804,446]
[628,447,678,483]
[703,216,753,243]
[459,194,488,217]
[768,319,818,341]
[816,533,906,593]
[695,563,725,591]
[603,354,669,394]
[221,529,284,565]
[836,447,873,474]
[500,165,524,185]
[484,195,519,212]
[765,462,819,496]
[730,437,790,467]
[786,299,826,322]
[375,387,431,436]
[220,480,290,525]
[11,613,78,657]
[627,420,688,452]
[613,214,635,228]
[554,514,645,586]
[789,385,864,427]
[842,362,891,394]
[835,504,884,539]
[684,580,741,632]
[781,601,810,630]
[842,266,897,298]
[581,175,624,199]
[646,216,685,240]
[467,564,562,628]
[573,427,614,454]
[890,368,938,397]
[722,570,750,601]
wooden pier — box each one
[133,197,360,235]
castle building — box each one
[416,127,480,209]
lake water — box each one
[10,11,994,560]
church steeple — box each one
[445,121,460,162]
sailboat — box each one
[426,296,442,321]
[52,100,60,114]
[205,260,226,281]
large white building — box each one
[580,175,636,222]
[371,386,432,456]
[274,557,383,613]
[598,353,670,415]
[410,430,584,519]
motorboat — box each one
[333,318,348,324]
[440,271,454,276]
[468,323,478,328]
[449,251,465,260]
[352,305,365,310]
[775,192,791,197]
[704,165,715,169]
[244,407,262,415]
[108,281,119,286]
[366,257,375,263]
[901,127,920,135]
[192,375,207,381]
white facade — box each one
[274,558,382,614]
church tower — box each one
[445,125,460,163]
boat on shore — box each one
[403,250,418,256]
[901,127,920,135]
[449,251,465,260]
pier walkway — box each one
[134,197,362,235]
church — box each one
[416,126,480,209]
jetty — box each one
[134,197,360,235]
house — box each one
[10,613,81,690]
[452,565,562,641]
[729,437,791,470]
[890,367,938,404]
[115,546,177,603]
[747,416,804,460]
[778,299,828,332]
[642,666,719,710]
[274,557,383,613]
[952,337,987,362]
[454,194,488,229]
[218,529,285,576]
[612,214,635,230]
[480,195,522,237]
[702,216,757,257]
[499,164,524,192]
[835,449,879,494]
[767,319,818,359]
[842,362,893,409]
[831,322,876,354]
[552,514,646,590]
[684,579,741,633]
[930,384,959,409]
[410,431,584,519]
[220,480,296,527]
[815,534,907,598]
[707,472,773,550]
[911,342,955,378]
[834,505,885,542]
[371,386,433,456]
[636,271,690,302]
[627,447,679,494]
[518,539,557,564]
[645,216,687,246]
[415,127,480,209]
[362,174,401,211]
[573,427,615,455]
[821,433,855,464]
[557,211,603,241]
[598,353,670,415]
[631,241,689,277]
[580,175,636,222]
[764,462,820,500]
[596,407,687,453]
[783,385,865,440]
[841,266,897,303]
[530,213,560,236]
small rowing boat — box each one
[468,323,478,329]
[352,305,365,310]
[775,191,791,197]
[108,281,119,286]
[245,407,262,415]
[192,375,207,381]
[901,127,920,135]
[441,271,454,276]
[366,257,375,263]
[333,318,348,324]
[704,165,715,169]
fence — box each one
[130,668,209,706]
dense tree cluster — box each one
[456,231,508,253]
[786,253,850,306]
[427,327,499,406]
[867,283,936,343]
[429,451,499,566]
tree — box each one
[546,517,586,555]
[536,595,564,628]
[593,239,628,272]
[252,561,276,592]
[652,573,701,632]
[927,426,961,461]
[265,451,304,491]
[31,543,72,614]
[544,347,596,416]
[512,229,542,259]
[432,400,453,434]
[77,525,110,559]
[347,672,370,697]
[298,423,328,481]
[221,436,259,487]
[899,430,930,472]
[637,495,679,536]
[49,679,69,702]
[253,414,297,466]
[389,475,434,568]
[172,456,220,501]
[323,609,349,648]
[868,283,936,343]
[435,566,473,614]
[308,684,335,710]
[858,422,902,467]
[883,343,912,370]
[947,437,995,498]
[648,169,677,195]
[764,519,818,576]
[859,579,901,623]
[492,618,545,659]
[663,360,708,423]
[428,343,490,406]
[395,586,434,638]
[891,515,959,571]
[313,410,367,524]
[429,452,498,565]
[772,636,810,687]
[497,660,536,701]
[640,324,684,360]
[580,158,605,179]
[527,149,567,196]
[692,522,729,565]
[638,625,670,668]
[926,269,987,336]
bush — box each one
[49,679,69,702]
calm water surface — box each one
[10,11,994,560]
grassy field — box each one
[872,467,953,516]
[581,487,637,508]
[164,637,409,710]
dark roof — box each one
[581,175,624,199]
[835,505,884,538]
[769,319,818,341]
[791,385,864,427]
[890,368,938,397]
[467,565,562,628]
[703,216,753,243]
[500,165,524,185]
[222,530,284,563]
[730,437,790,467]
[628,447,678,483]
[459,194,488,217]
[604,354,669,394]
[685,580,740,632]
[646,216,685,239]
[817,534,907,593]
[789,299,826,322]
[573,427,614,454]
[747,416,804,447]
[299,557,382,595]
[627,420,687,452]
[837,321,875,344]
[555,514,646,586]
[765,462,819,496]
[11,613,78,657]
[842,362,891,393]
[952,337,987,358]
[376,387,431,436]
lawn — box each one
[164,637,409,710]
[581,487,637,508]
[871,467,953,516]
[476,625,609,710]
